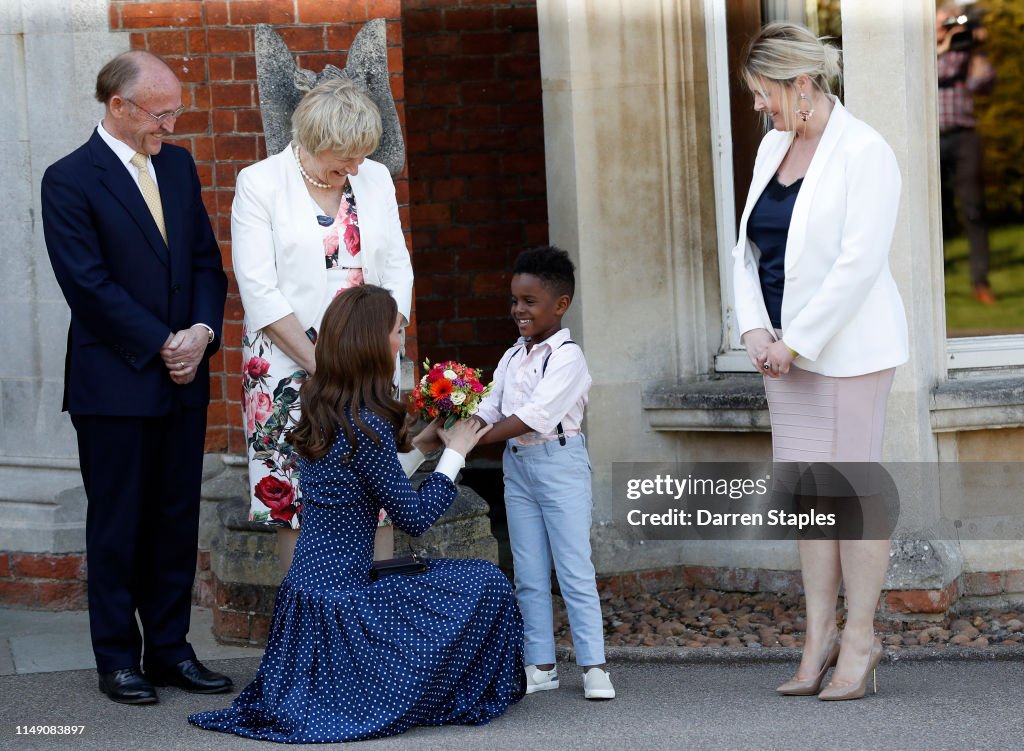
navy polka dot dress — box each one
[189,411,525,743]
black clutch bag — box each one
[369,554,429,581]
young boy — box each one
[474,245,614,700]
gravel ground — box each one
[550,588,1024,651]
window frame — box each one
[703,0,1024,375]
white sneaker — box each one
[583,667,615,700]
[524,665,559,694]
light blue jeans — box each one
[503,434,605,666]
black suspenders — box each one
[542,340,576,446]
[508,339,578,446]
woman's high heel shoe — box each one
[818,638,883,701]
[776,636,840,696]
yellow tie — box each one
[130,152,167,244]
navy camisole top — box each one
[746,175,803,329]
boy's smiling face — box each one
[510,273,569,344]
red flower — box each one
[254,476,296,522]
[245,356,271,380]
[344,224,361,256]
[271,505,296,523]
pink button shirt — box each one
[476,328,590,446]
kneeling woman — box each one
[190,285,525,742]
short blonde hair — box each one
[291,77,382,158]
[742,22,842,131]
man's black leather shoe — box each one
[98,668,158,704]
[145,658,233,694]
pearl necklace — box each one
[292,143,332,189]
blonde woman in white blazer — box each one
[232,78,413,571]
[732,23,908,701]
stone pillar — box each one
[0,0,128,582]
[842,0,961,615]
[536,0,741,574]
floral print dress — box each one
[243,182,382,529]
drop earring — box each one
[796,92,814,123]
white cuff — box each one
[434,448,466,482]
[397,447,426,478]
[192,322,215,344]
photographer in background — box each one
[937,2,997,304]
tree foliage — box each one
[973,0,1024,220]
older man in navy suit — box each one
[41,50,230,704]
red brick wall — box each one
[107,0,409,454]
[402,1,548,369]
[0,553,88,609]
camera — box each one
[943,12,980,52]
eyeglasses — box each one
[124,97,186,124]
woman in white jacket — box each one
[232,78,413,571]
[732,23,908,701]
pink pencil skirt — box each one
[762,365,896,464]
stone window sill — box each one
[641,375,769,432]
[642,374,1024,434]
[930,376,1024,432]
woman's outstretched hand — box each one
[411,417,444,455]
[440,418,493,456]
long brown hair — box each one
[289,285,410,461]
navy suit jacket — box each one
[42,130,227,416]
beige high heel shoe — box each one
[818,638,883,701]
[776,636,840,696]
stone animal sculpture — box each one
[255,19,405,176]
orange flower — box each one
[429,379,453,399]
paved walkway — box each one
[2,608,1022,750]
[0,607,258,676]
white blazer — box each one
[732,99,909,377]
[231,148,414,332]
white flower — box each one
[450,391,466,406]
[443,369,457,380]
[468,402,479,415]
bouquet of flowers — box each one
[410,360,492,429]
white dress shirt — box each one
[96,121,214,339]
[476,328,590,446]
[97,121,159,191]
